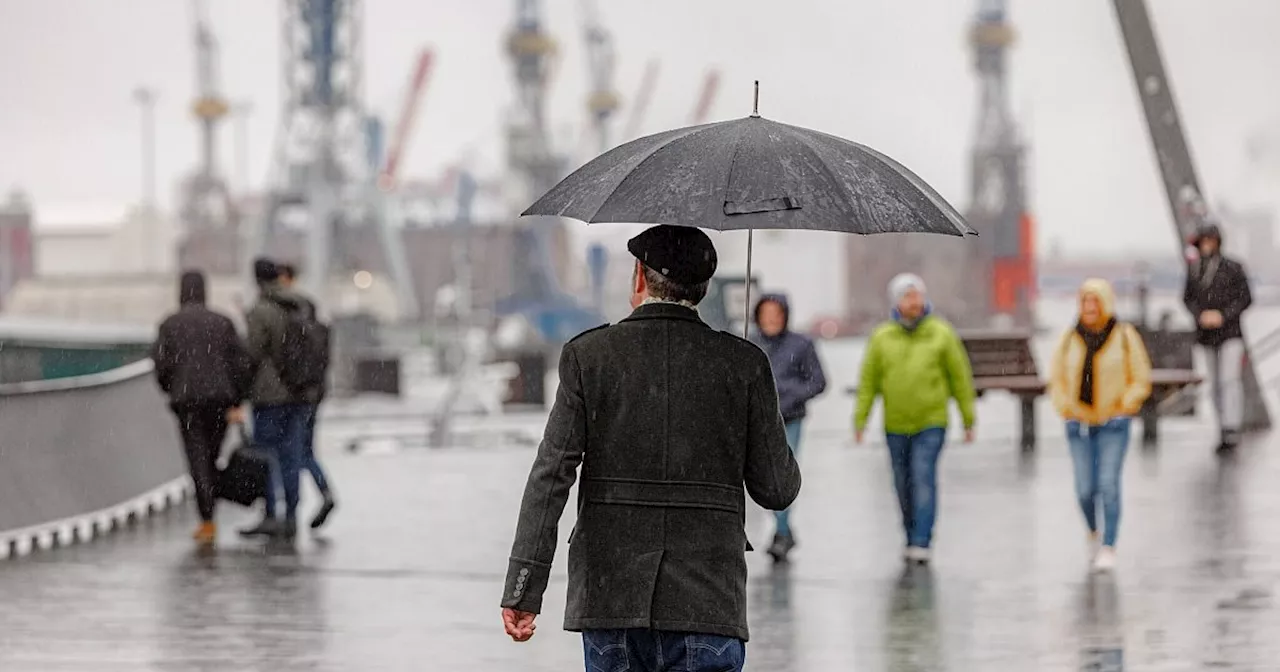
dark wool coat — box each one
[1183,254,1252,347]
[500,302,801,641]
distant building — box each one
[34,204,177,277]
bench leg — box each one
[1019,396,1036,452]
[1141,399,1159,446]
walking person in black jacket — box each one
[750,293,826,562]
[277,262,337,529]
[151,271,252,546]
[500,225,800,671]
[1183,223,1253,453]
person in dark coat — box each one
[277,262,336,529]
[500,225,801,672]
[151,270,252,546]
[1183,222,1253,453]
[750,293,826,562]
[239,258,317,539]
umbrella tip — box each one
[752,80,760,117]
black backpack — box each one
[273,299,331,395]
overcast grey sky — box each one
[2,0,1278,255]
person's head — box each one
[1078,278,1116,331]
[625,225,718,309]
[179,270,206,306]
[1195,223,1222,258]
[253,257,279,287]
[888,273,928,323]
[277,262,298,287]
[754,294,789,338]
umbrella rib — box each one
[778,124,873,232]
[795,124,973,235]
[588,123,723,223]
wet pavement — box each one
[2,391,1280,670]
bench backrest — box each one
[957,330,1039,380]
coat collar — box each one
[620,302,707,326]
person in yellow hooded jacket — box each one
[1049,278,1152,572]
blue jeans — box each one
[1067,418,1131,547]
[302,404,330,494]
[583,629,744,672]
[774,420,803,537]
[253,404,312,521]
[885,427,946,549]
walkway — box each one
[1,398,1278,671]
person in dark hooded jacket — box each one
[1183,223,1253,453]
[751,293,827,562]
[151,270,252,546]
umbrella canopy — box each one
[523,114,976,237]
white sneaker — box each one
[904,546,931,564]
[1093,546,1116,572]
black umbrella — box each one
[524,82,976,335]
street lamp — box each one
[230,100,253,197]
[132,87,158,212]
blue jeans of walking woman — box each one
[1066,418,1131,547]
[774,420,803,537]
[886,427,946,549]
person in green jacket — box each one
[854,273,977,565]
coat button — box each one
[519,568,530,577]
[513,589,523,598]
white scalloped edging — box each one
[0,477,192,561]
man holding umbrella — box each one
[500,225,801,671]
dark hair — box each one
[641,265,708,305]
[278,262,297,280]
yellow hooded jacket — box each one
[1049,279,1153,425]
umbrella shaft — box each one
[743,229,754,339]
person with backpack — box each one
[151,270,253,546]
[277,262,337,529]
[1049,279,1152,572]
[240,258,327,539]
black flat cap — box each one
[627,225,718,285]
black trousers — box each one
[173,404,230,521]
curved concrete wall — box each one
[0,359,188,558]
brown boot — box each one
[193,522,217,545]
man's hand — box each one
[963,428,975,444]
[1199,310,1224,329]
[854,428,864,444]
[226,406,246,425]
[502,608,537,642]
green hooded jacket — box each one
[854,315,977,435]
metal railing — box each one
[0,359,188,559]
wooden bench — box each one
[845,329,1201,451]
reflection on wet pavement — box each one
[1,401,1280,670]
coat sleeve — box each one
[853,333,882,431]
[150,319,174,394]
[501,343,588,614]
[797,339,828,404]
[1120,325,1153,415]
[943,326,977,429]
[1048,331,1073,418]
[1183,267,1201,317]
[744,352,802,512]
[1221,261,1253,323]
[224,319,255,403]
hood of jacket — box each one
[179,271,206,306]
[1079,278,1116,322]
[753,293,790,336]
